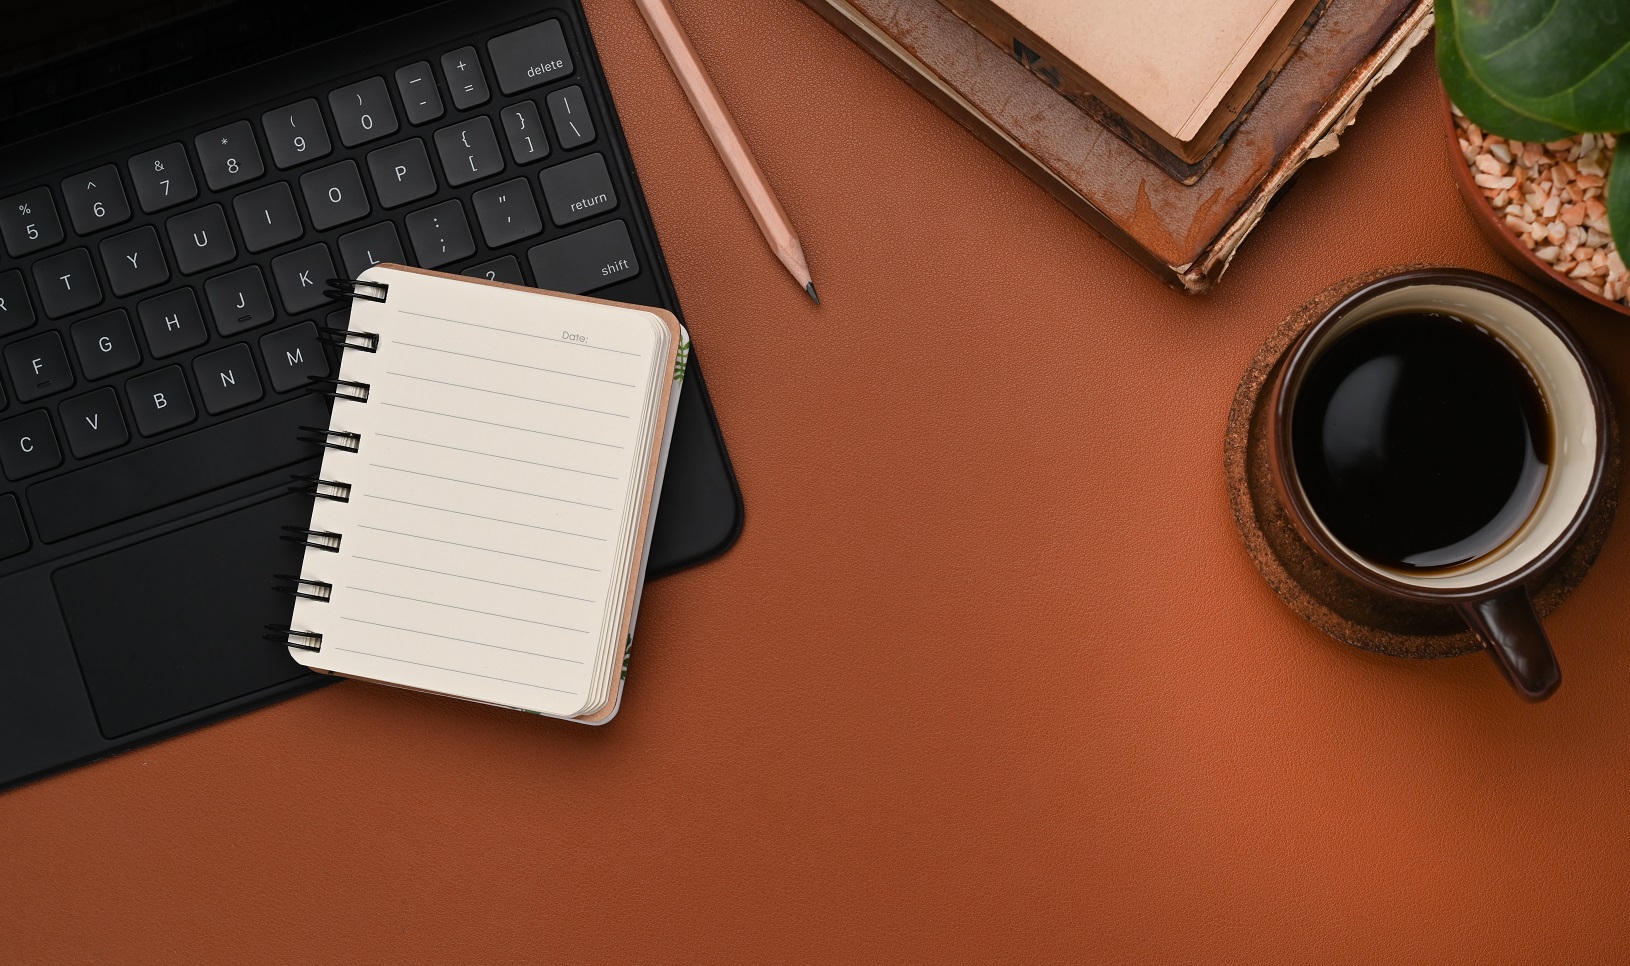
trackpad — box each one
[54,495,312,739]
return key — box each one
[538,153,617,227]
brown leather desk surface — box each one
[6,3,1630,963]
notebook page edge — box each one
[573,325,690,725]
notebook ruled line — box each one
[330,646,578,693]
[368,464,613,510]
[353,557,596,602]
[390,341,639,385]
[355,524,602,570]
[347,587,590,632]
[398,311,642,356]
[377,402,624,448]
[373,434,617,479]
[383,371,630,417]
[338,617,585,663]
[361,495,606,540]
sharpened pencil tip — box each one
[806,282,820,305]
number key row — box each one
[1,69,596,261]
[1,140,204,259]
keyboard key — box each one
[166,204,236,274]
[404,200,475,269]
[194,120,264,191]
[434,117,505,187]
[329,77,398,147]
[528,219,639,294]
[499,100,549,165]
[262,98,332,169]
[547,86,596,149]
[338,222,405,279]
[127,143,198,213]
[538,152,617,226]
[270,243,337,314]
[193,344,264,414]
[69,310,142,380]
[98,225,169,296]
[487,20,574,94]
[0,270,35,337]
[61,166,132,235]
[59,387,129,458]
[299,159,370,230]
[260,321,329,393]
[205,266,276,336]
[0,410,61,480]
[32,248,102,318]
[366,138,437,208]
[4,332,75,402]
[233,182,303,253]
[395,61,445,125]
[472,178,543,248]
[441,46,491,109]
[462,255,525,285]
[126,366,195,436]
[0,187,64,257]
[29,394,325,542]
[136,289,209,358]
[0,494,27,559]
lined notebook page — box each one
[289,267,677,718]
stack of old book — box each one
[800,0,1434,293]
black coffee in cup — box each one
[1290,311,1551,572]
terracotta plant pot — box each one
[1439,83,1630,320]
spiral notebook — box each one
[274,265,687,723]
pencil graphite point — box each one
[806,282,820,305]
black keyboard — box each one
[0,4,677,568]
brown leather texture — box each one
[6,3,1630,962]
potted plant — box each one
[1437,0,1630,311]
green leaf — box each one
[1438,2,1576,142]
[1608,145,1630,269]
[672,340,691,382]
[1452,0,1630,132]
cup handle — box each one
[1455,589,1561,701]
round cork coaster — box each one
[1224,266,1621,658]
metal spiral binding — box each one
[324,277,389,303]
[272,276,382,658]
[264,625,324,651]
[308,376,371,402]
[281,526,343,552]
[298,426,362,452]
[273,575,334,601]
[318,328,380,352]
[288,474,353,502]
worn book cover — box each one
[797,0,1432,293]
[938,0,1327,181]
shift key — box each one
[527,220,639,294]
